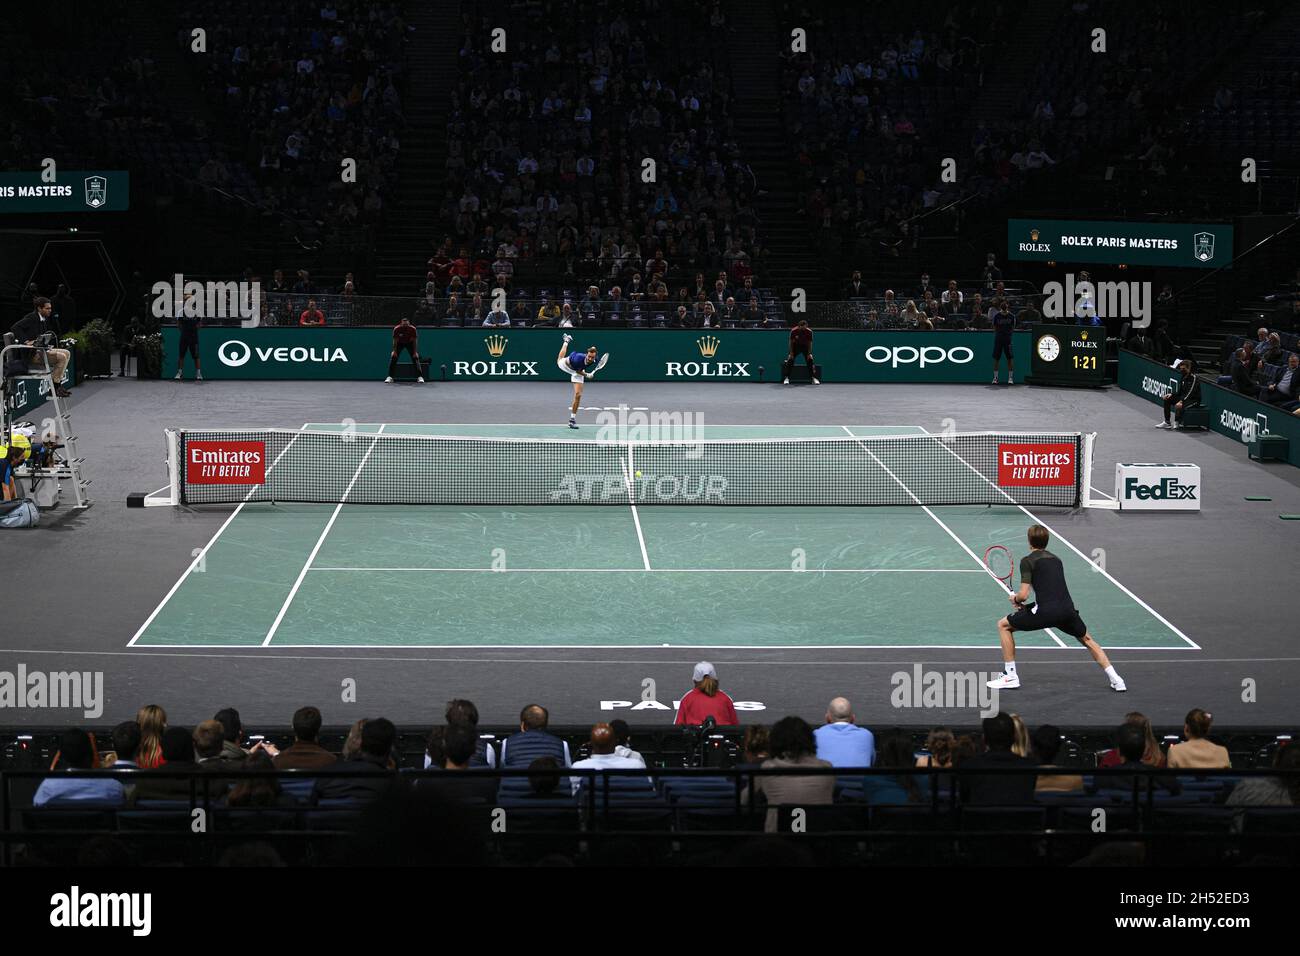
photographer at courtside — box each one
[9,298,71,397]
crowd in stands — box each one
[178,0,410,247]
[431,0,765,325]
[1216,325,1300,413]
[14,653,1297,866]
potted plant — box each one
[73,318,115,378]
[132,331,163,379]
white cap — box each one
[692,661,717,682]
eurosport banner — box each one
[1007,218,1233,269]
[1117,350,1300,468]
[162,327,1030,384]
[9,352,76,419]
[0,171,130,213]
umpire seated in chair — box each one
[9,298,72,397]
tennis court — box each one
[129,423,1195,651]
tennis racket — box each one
[984,545,1014,591]
[586,353,609,377]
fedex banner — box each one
[1115,463,1201,511]
[997,443,1077,487]
[185,441,266,484]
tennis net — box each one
[165,428,1093,507]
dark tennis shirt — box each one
[1019,549,1074,614]
[992,310,1015,337]
[790,326,813,350]
[393,323,418,346]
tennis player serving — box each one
[556,333,607,429]
[988,524,1127,693]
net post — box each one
[145,429,182,507]
[1079,432,1116,510]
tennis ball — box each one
[635,470,642,478]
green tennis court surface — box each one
[130,424,1194,650]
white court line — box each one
[307,566,989,573]
[841,425,1069,648]
[262,424,386,647]
[127,424,309,647]
[123,642,1193,650]
[914,425,1199,650]
[622,448,651,570]
[11,647,1236,661]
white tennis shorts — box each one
[557,356,585,383]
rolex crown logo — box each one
[696,335,721,357]
[1030,228,1039,241]
[484,335,508,356]
[1080,331,1088,340]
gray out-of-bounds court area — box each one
[5,374,1300,731]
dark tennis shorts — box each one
[1006,603,1088,642]
[992,335,1014,360]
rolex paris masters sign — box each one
[0,171,130,212]
[1008,219,1231,269]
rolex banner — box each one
[1008,219,1232,269]
[162,327,1029,384]
[0,171,130,213]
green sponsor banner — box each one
[1008,218,1232,268]
[0,171,130,213]
[1118,350,1300,467]
[162,327,1028,383]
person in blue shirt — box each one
[813,697,876,768]
[555,333,600,429]
[34,728,126,807]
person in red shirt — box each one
[674,662,739,726]
[782,319,818,385]
[385,316,424,383]
[299,299,326,326]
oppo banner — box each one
[161,328,1028,384]
[1008,218,1232,268]
[1117,350,1300,468]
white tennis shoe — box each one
[384,376,393,383]
[1110,676,1128,692]
[987,672,1021,690]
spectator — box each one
[274,706,338,770]
[901,299,924,327]
[1010,714,1030,757]
[313,717,398,803]
[1259,352,1300,409]
[1093,723,1181,795]
[1097,712,1166,769]
[298,299,326,326]
[569,723,650,794]
[744,716,834,832]
[1226,744,1299,807]
[340,719,368,762]
[958,713,1037,805]
[214,708,251,763]
[1259,332,1285,366]
[1033,725,1084,791]
[227,750,286,808]
[34,729,125,806]
[105,720,142,770]
[136,704,167,769]
[941,279,963,306]
[739,725,771,768]
[608,719,646,766]
[916,728,956,769]
[445,698,494,768]
[1167,708,1231,769]
[813,697,876,767]
[524,757,563,798]
[418,724,500,803]
[501,704,572,767]
[484,301,510,327]
[133,727,201,802]
[536,296,561,325]
[845,270,867,298]
[423,726,446,771]
[194,720,229,767]
[674,661,740,726]
[861,732,921,805]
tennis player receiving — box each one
[989,524,1127,693]
[556,333,606,429]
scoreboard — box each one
[1027,323,1106,388]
